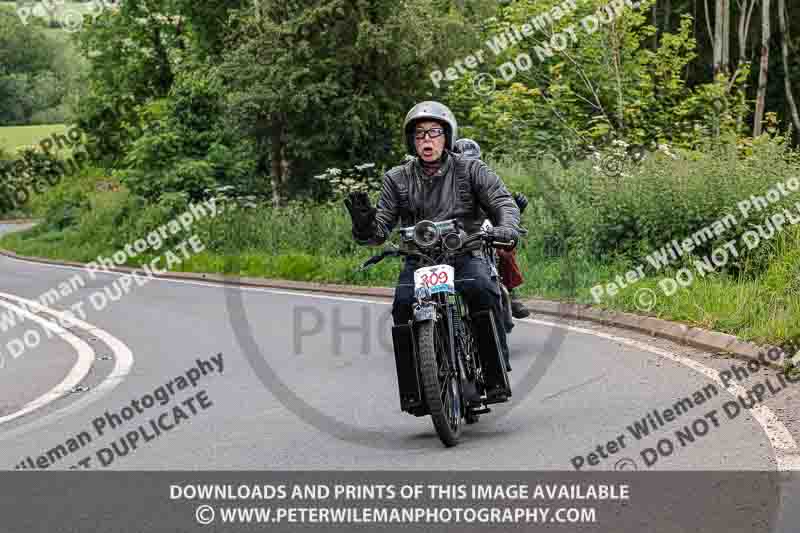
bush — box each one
[118,72,257,203]
[527,136,800,278]
[0,145,67,215]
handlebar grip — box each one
[358,256,380,271]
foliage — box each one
[0,10,75,125]
[71,0,186,164]
[313,163,381,200]
[219,0,452,198]
[0,144,68,215]
[526,134,800,275]
[446,2,752,161]
[116,69,257,202]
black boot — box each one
[510,290,530,319]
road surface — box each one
[1,222,799,531]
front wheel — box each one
[417,319,462,447]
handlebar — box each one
[356,228,519,272]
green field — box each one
[0,0,99,34]
[0,124,68,153]
[0,1,99,16]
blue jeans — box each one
[391,253,510,364]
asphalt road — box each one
[1,222,800,531]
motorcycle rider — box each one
[453,138,531,319]
[344,101,520,378]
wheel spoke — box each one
[418,313,461,446]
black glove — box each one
[513,192,529,214]
[488,226,519,249]
[344,191,376,240]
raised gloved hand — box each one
[513,192,529,214]
[344,191,376,240]
[488,225,519,249]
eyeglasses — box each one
[414,127,445,140]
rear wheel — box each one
[417,318,462,447]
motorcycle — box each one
[357,218,514,447]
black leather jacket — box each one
[356,151,520,246]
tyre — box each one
[417,318,462,447]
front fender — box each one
[413,303,436,322]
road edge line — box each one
[0,298,95,426]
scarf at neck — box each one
[415,150,451,179]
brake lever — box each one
[356,261,375,273]
[356,248,401,273]
[356,255,381,272]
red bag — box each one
[496,248,524,289]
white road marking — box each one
[1,252,797,469]
[775,454,800,471]
[0,298,94,426]
[521,317,800,470]
[0,290,133,439]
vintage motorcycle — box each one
[357,218,515,447]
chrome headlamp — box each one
[442,232,463,251]
[413,220,440,248]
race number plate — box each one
[414,264,455,296]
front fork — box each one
[413,293,458,379]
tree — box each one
[753,0,770,136]
[73,0,186,162]
[221,0,446,206]
[709,0,731,75]
[0,10,70,125]
[777,0,800,133]
[735,0,758,66]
